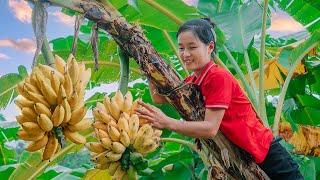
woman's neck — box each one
[194,61,211,77]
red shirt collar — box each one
[190,61,215,85]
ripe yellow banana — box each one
[21,121,43,132]
[63,129,86,144]
[128,114,140,141]
[119,130,130,147]
[67,56,79,85]
[130,99,140,115]
[92,108,102,122]
[39,78,58,105]
[117,115,129,133]
[100,137,112,150]
[139,139,157,154]
[105,151,122,162]
[16,82,28,98]
[112,90,124,111]
[96,102,105,111]
[24,82,41,95]
[109,98,120,120]
[54,54,66,74]
[108,162,120,176]
[133,124,153,151]
[21,107,37,120]
[57,85,67,104]
[68,118,91,132]
[52,105,65,127]
[113,165,126,179]
[16,115,34,124]
[37,114,53,132]
[123,91,133,114]
[17,129,45,141]
[42,134,58,161]
[98,110,116,124]
[69,106,87,125]
[108,125,120,142]
[97,129,110,139]
[25,91,50,107]
[92,151,109,164]
[63,71,73,97]
[77,69,91,91]
[154,129,162,137]
[38,64,64,82]
[14,96,34,109]
[62,98,71,123]
[68,91,79,110]
[50,71,61,94]
[103,96,111,114]
[85,142,106,153]
[93,121,108,132]
[110,142,126,154]
[34,103,52,117]
[25,134,48,152]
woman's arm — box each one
[149,80,168,104]
[135,101,224,139]
[167,108,224,138]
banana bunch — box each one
[87,91,162,179]
[15,54,92,161]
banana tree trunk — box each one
[47,0,269,179]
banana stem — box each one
[244,50,258,100]
[160,138,210,168]
[41,37,55,67]
[258,0,269,126]
[118,47,130,94]
[222,45,258,109]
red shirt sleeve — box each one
[202,72,232,109]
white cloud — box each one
[0,53,10,60]
[8,0,32,23]
[0,38,36,53]
[267,11,304,36]
[50,11,75,27]
[183,0,198,6]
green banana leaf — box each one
[198,0,242,16]
[199,0,270,53]
[109,0,198,31]
[0,66,28,109]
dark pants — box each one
[258,137,304,180]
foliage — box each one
[0,0,319,179]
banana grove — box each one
[0,0,319,179]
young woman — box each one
[135,18,303,179]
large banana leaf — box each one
[198,0,242,16]
[199,0,270,52]
[0,66,28,110]
[275,0,320,33]
[109,0,198,31]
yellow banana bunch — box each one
[15,54,91,161]
[88,91,162,178]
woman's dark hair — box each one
[177,18,216,54]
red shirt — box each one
[185,61,273,163]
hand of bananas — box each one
[87,91,162,179]
[15,54,91,161]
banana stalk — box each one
[118,47,130,95]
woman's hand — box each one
[134,100,171,129]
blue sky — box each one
[0,0,74,76]
[0,0,305,121]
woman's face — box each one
[178,30,214,72]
